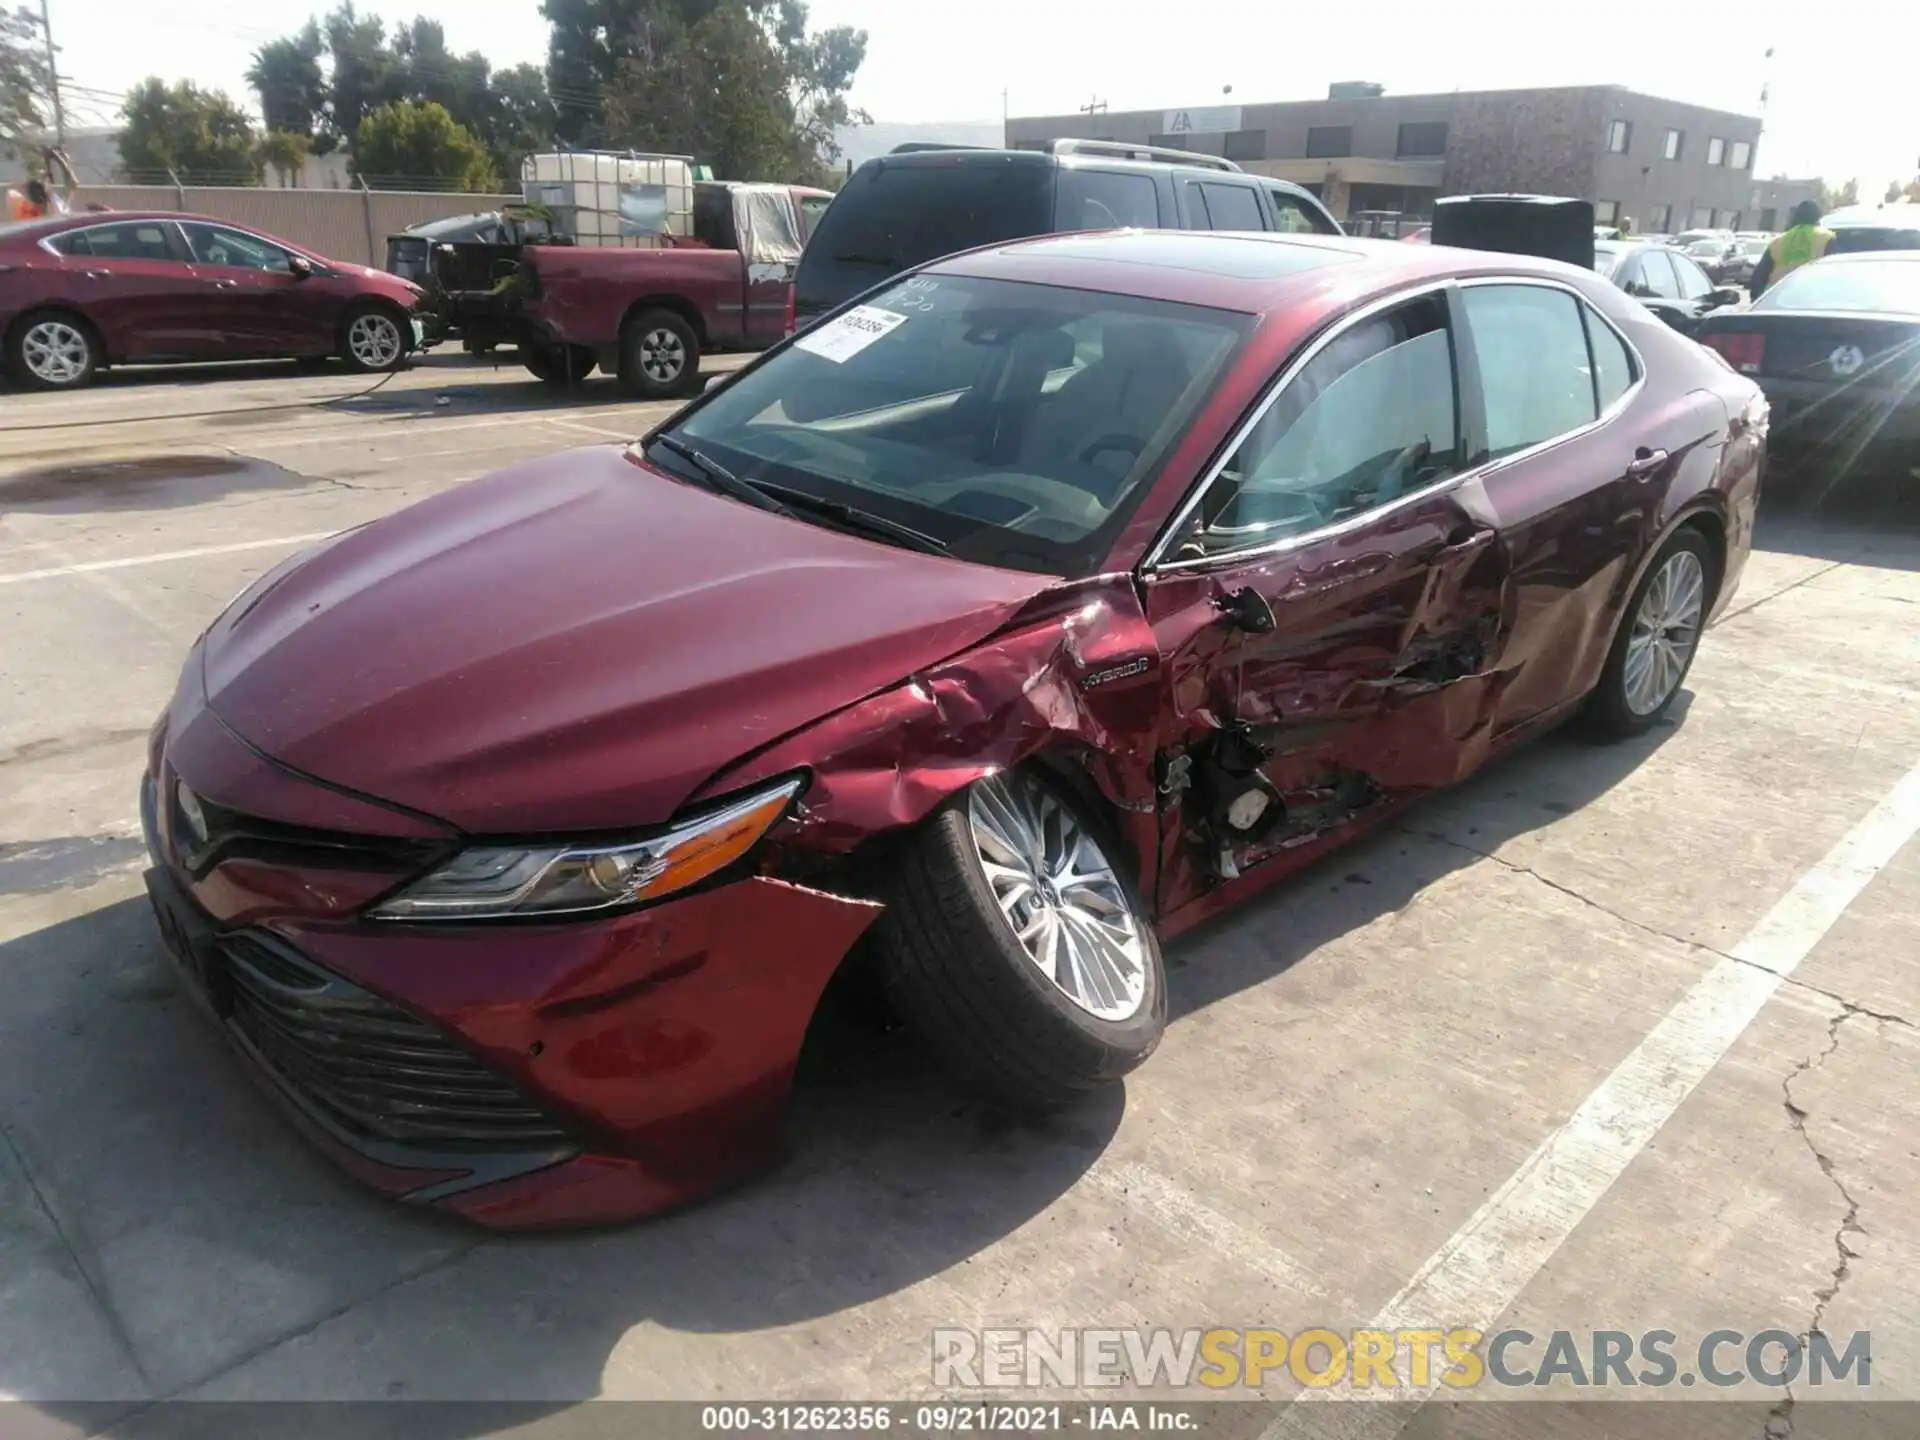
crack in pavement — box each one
[1406,825,1918,1030]
[1766,1008,1875,1440]
[1713,559,1849,628]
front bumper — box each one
[141,713,880,1229]
[1757,375,1920,459]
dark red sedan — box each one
[141,231,1765,1228]
[1,210,426,389]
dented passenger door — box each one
[1140,284,1514,903]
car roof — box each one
[926,228,1609,315]
[855,145,1323,197]
[1806,249,1920,266]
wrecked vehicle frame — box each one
[139,230,1764,1227]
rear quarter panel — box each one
[525,246,744,347]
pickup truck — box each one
[514,181,831,397]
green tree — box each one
[353,99,497,191]
[257,129,312,185]
[118,78,262,183]
[247,20,328,149]
[483,63,557,181]
[592,0,866,180]
[322,2,391,152]
[1817,177,1858,211]
[1,5,52,163]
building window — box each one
[1707,137,1726,166]
[1396,121,1448,157]
[1595,200,1620,223]
[1305,125,1352,159]
[1758,206,1777,230]
[1224,128,1267,162]
[1663,128,1683,161]
[1691,206,1714,229]
[1606,120,1631,154]
[1651,203,1673,233]
[1730,140,1752,171]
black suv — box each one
[794,139,1342,328]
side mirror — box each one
[287,254,313,279]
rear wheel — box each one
[522,342,597,385]
[1588,528,1714,738]
[8,311,99,390]
[619,308,700,399]
[339,304,408,373]
[873,768,1166,1113]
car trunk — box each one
[1701,312,1920,391]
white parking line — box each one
[0,532,335,586]
[1265,756,1920,1437]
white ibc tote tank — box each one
[520,152,697,246]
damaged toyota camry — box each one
[141,230,1765,1228]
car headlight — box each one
[370,776,804,921]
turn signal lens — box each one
[371,776,804,921]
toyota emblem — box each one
[1829,344,1866,377]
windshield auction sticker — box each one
[794,305,908,363]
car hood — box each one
[202,446,1055,834]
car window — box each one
[1170,293,1460,560]
[1671,252,1713,300]
[798,161,1055,299]
[1584,307,1637,411]
[1055,169,1161,230]
[1193,181,1266,232]
[1756,258,1920,314]
[1462,285,1600,459]
[1268,189,1329,234]
[48,222,177,262]
[666,273,1247,578]
[1634,250,1681,299]
[799,194,832,239]
[183,223,293,273]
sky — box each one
[51,0,1915,198]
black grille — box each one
[222,934,572,1152]
[166,774,448,880]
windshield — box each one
[1592,243,1625,275]
[1756,258,1920,315]
[658,273,1248,576]
[795,159,1055,309]
[1685,239,1724,257]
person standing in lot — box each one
[5,148,79,221]
[1748,199,1833,297]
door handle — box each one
[1626,446,1668,479]
[83,269,108,280]
[213,279,239,290]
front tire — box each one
[1587,527,1714,738]
[522,342,597,385]
[873,769,1166,1113]
[339,304,408,373]
[619,308,700,399]
[8,311,100,390]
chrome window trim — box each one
[1141,274,1647,574]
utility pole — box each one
[1078,96,1107,118]
[38,0,64,148]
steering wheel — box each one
[1078,433,1144,464]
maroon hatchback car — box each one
[0,210,425,389]
[142,231,1765,1228]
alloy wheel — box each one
[347,313,402,368]
[22,320,91,386]
[967,773,1149,1022]
[1623,548,1706,716]
[639,327,685,385]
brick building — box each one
[1006,84,1766,233]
